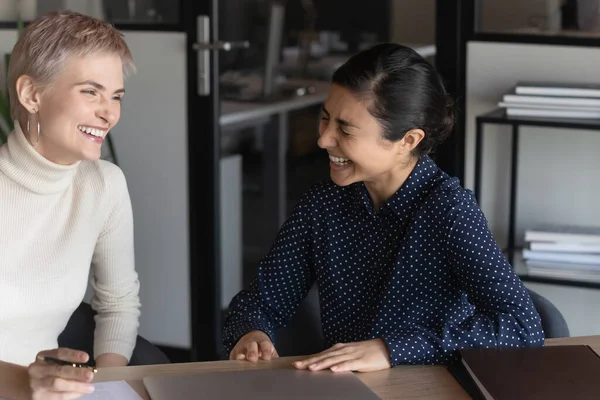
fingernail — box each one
[309,364,316,369]
[331,366,338,371]
[87,385,95,393]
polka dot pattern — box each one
[223,155,545,365]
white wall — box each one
[466,41,600,335]
[466,42,600,245]
[114,31,191,348]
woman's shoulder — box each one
[424,171,480,219]
[75,159,129,195]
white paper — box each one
[81,381,143,400]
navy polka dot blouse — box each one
[223,155,545,365]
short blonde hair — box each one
[7,10,136,121]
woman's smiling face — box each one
[317,83,404,187]
[17,52,125,165]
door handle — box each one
[193,41,250,52]
[195,15,250,96]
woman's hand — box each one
[28,348,95,400]
[293,339,392,373]
[229,330,279,362]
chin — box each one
[80,151,102,161]
[330,173,358,187]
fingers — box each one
[229,332,277,362]
[32,390,91,400]
[230,347,245,360]
[330,359,360,373]
[29,374,95,400]
[29,362,94,382]
[294,344,349,369]
[314,353,357,371]
[38,348,89,364]
[35,377,95,394]
[230,341,259,362]
[258,340,274,361]
[246,341,260,362]
[29,348,95,400]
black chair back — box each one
[58,302,170,366]
[527,289,570,338]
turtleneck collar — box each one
[0,121,80,194]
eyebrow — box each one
[322,105,360,129]
[75,80,126,94]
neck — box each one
[17,116,79,166]
[364,157,418,211]
[0,121,80,194]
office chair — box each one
[274,284,324,357]
[58,302,170,366]
[527,289,570,338]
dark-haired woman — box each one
[222,43,544,372]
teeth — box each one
[78,125,106,138]
[329,155,351,165]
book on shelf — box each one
[525,261,600,283]
[448,345,600,400]
[515,81,600,98]
[522,249,600,266]
[498,81,600,119]
[520,225,600,282]
[524,225,600,245]
[528,241,600,254]
[504,108,600,119]
[502,94,600,108]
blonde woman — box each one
[0,11,141,400]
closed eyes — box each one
[81,89,123,102]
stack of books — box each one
[498,81,600,119]
[522,225,600,282]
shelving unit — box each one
[474,108,600,289]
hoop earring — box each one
[27,111,40,147]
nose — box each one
[317,122,337,149]
[96,100,119,126]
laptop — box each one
[142,368,381,399]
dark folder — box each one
[448,345,600,400]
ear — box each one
[399,128,425,154]
[15,75,42,114]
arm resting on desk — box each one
[223,194,315,354]
[382,198,545,366]
[90,166,141,363]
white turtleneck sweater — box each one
[0,123,141,366]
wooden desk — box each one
[94,335,600,400]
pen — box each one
[37,355,98,373]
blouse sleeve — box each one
[222,192,316,355]
[381,195,544,365]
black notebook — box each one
[449,345,600,400]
